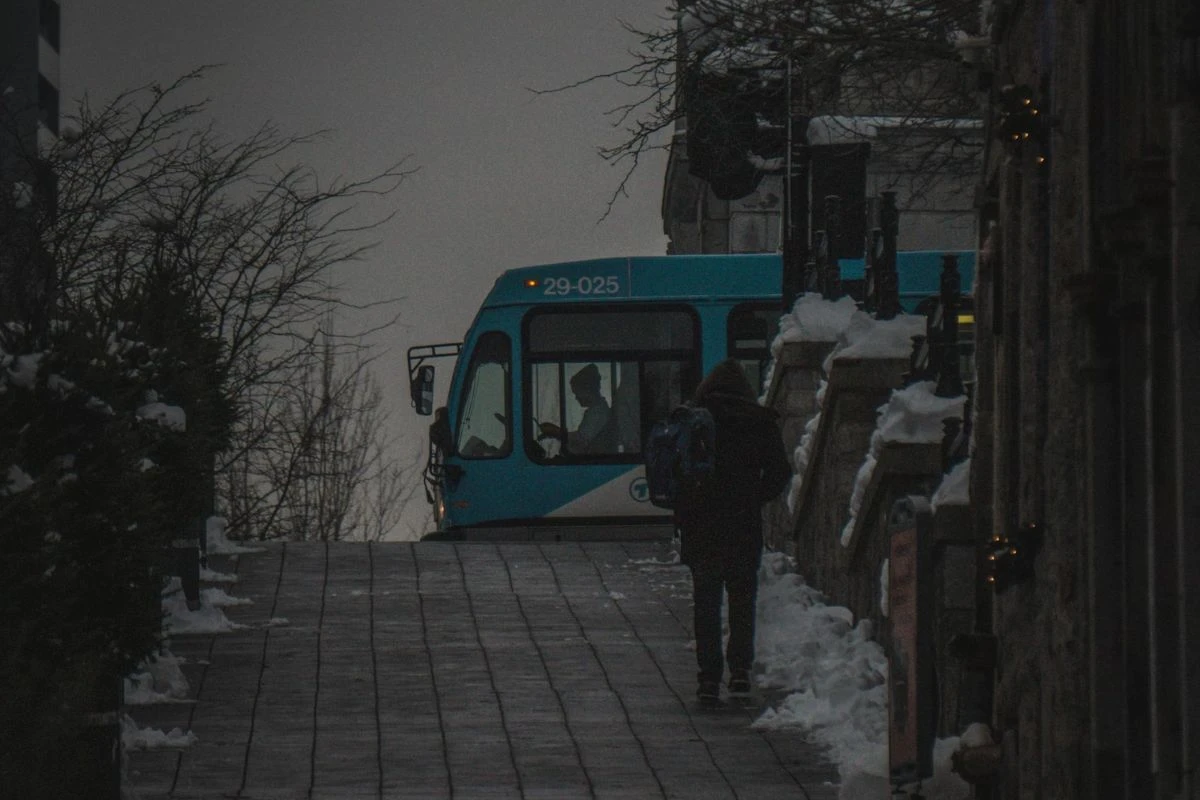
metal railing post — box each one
[876,191,902,320]
[935,254,965,398]
[864,196,883,313]
[821,194,844,299]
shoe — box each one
[697,681,721,704]
[728,669,751,696]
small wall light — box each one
[984,522,1044,593]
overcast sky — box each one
[62,1,672,538]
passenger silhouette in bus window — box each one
[539,363,612,454]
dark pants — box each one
[691,560,758,685]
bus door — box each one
[438,330,514,529]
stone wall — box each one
[764,345,981,748]
[785,355,907,619]
[974,2,1200,797]
[840,441,944,646]
[761,340,835,554]
[928,502,983,738]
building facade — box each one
[0,0,61,322]
[1,0,61,169]
[660,0,981,260]
[971,1,1200,797]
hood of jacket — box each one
[693,358,777,423]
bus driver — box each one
[538,364,612,454]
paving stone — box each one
[124,539,840,798]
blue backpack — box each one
[644,405,716,509]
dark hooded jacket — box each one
[676,359,792,569]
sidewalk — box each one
[125,540,841,799]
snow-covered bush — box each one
[0,68,405,793]
[0,301,228,794]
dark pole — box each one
[821,194,843,299]
[875,191,902,320]
[934,253,965,398]
[863,197,882,313]
[781,56,810,313]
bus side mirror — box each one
[412,364,435,415]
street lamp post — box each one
[781,56,811,313]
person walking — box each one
[675,358,791,704]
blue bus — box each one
[408,251,974,540]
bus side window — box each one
[644,361,691,422]
[728,303,781,395]
[455,332,511,459]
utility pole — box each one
[781,56,811,313]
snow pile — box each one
[841,382,966,547]
[879,559,890,618]
[136,401,187,431]
[3,464,34,495]
[824,310,925,369]
[767,296,858,508]
[754,553,887,765]
[782,308,925,514]
[931,457,971,510]
[786,382,825,514]
[201,586,253,608]
[4,352,42,388]
[121,714,198,750]
[206,515,265,555]
[162,577,246,635]
[754,552,971,799]
[124,650,190,705]
[200,565,238,583]
[762,295,856,400]
[960,722,995,748]
[774,294,859,352]
[835,737,973,800]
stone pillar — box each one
[791,356,909,598]
[763,340,836,555]
[931,503,984,737]
[1170,99,1200,800]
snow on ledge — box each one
[931,457,971,511]
[783,308,924,511]
[841,382,966,547]
[773,294,859,353]
[124,650,191,705]
[825,311,925,369]
[206,515,266,555]
[162,577,246,635]
[121,713,197,750]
